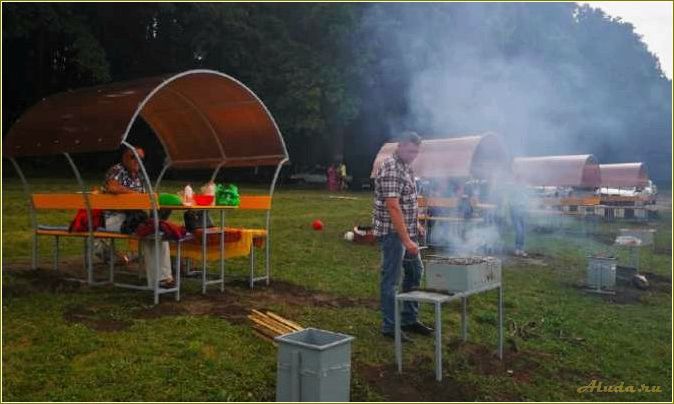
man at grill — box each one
[373,131,432,341]
[103,147,175,288]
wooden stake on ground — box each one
[248,309,304,342]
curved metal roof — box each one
[370,133,510,179]
[512,154,601,188]
[599,163,649,188]
[3,70,288,168]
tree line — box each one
[3,3,671,182]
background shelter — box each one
[511,154,601,188]
[370,133,510,180]
[599,163,649,188]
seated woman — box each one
[103,147,175,288]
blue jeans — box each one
[511,210,526,250]
[379,233,424,333]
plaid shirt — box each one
[103,163,145,192]
[372,154,418,237]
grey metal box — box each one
[587,256,616,290]
[275,328,354,402]
[425,257,501,293]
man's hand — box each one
[403,238,419,256]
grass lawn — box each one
[2,178,672,401]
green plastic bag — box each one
[215,184,240,206]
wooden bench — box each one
[31,192,186,303]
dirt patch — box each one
[63,306,132,332]
[126,279,378,325]
[222,279,378,310]
[355,361,483,402]
[354,343,547,401]
[3,268,83,298]
[132,303,189,319]
[451,341,549,385]
[637,271,671,294]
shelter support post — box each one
[9,158,38,269]
[63,152,96,285]
[122,141,164,304]
[154,160,173,191]
[261,158,288,287]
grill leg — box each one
[435,301,443,382]
[498,286,503,360]
[461,297,468,342]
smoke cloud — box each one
[359,3,671,179]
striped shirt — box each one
[372,154,418,237]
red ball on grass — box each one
[312,219,324,231]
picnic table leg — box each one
[175,241,181,302]
[249,245,255,289]
[219,209,225,293]
[201,209,207,295]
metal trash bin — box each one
[587,256,617,292]
[275,328,354,402]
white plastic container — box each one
[183,184,194,205]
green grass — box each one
[2,178,672,401]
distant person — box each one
[103,147,175,288]
[508,176,529,257]
[327,164,339,192]
[338,161,348,191]
[373,131,431,341]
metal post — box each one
[498,286,503,360]
[10,158,38,269]
[202,208,208,294]
[209,162,225,183]
[175,241,182,302]
[264,158,288,286]
[219,209,225,293]
[154,160,172,191]
[461,297,468,342]
[122,141,161,304]
[249,245,255,289]
[63,153,95,284]
[395,296,402,373]
[435,301,442,382]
